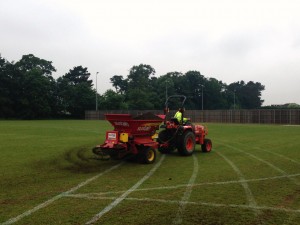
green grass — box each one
[0,121,299,224]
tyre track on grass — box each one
[85,154,166,224]
[0,162,124,225]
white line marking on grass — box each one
[126,198,300,214]
[222,143,300,186]
[173,154,198,224]
[66,195,300,214]
[216,151,259,215]
[0,162,124,225]
[65,173,300,197]
[255,147,300,166]
[85,155,166,225]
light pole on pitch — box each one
[234,89,236,110]
[95,72,99,111]
[165,79,169,102]
[200,84,204,110]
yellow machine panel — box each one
[120,133,128,142]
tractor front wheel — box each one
[139,146,156,164]
[178,131,195,156]
[201,139,212,152]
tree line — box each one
[0,54,265,119]
[108,64,265,111]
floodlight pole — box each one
[95,72,99,111]
[234,89,236,110]
[165,80,169,102]
[201,84,204,110]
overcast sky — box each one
[1,0,300,105]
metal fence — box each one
[85,109,300,125]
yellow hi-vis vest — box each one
[174,111,188,124]
[174,111,182,123]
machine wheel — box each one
[139,146,156,164]
[177,131,195,156]
[158,130,175,154]
[201,139,212,152]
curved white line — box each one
[216,151,259,215]
[85,155,166,224]
[221,143,300,186]
[65,173,300,198]
[65,195,300,214]
[173,154,198,224]
[1,162,124,225]
[255,147,300,165]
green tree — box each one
[0,56,14,117]
[100,89,128,110]
[158,71,205,109]
[227,81,265,109]
[127,64,155,87]
[183,71,205,109]
[110,75,128,95]
[15,54,55,77]
[57,66,95,117]
[56,76,72,115]
[204,78,227,110]
[107,65,265,111]
[64,66,93,87]
[13,54,57,118]
[126,64,156,109]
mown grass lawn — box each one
[0,120,299,225]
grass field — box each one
[0,120,299,225]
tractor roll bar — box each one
[164,95,187,109]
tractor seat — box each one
[171,117,180,125]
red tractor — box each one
[92,95,212,164]
[157,95,212,156]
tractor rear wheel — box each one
[139,146,156,164]
[158,130,175,154]
[201,139,212,152]
[177,131,195,156]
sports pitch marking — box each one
[85,155,166,224]
[221,142,300,186]
[222,139,300,166]
[173,154,199,224]
[66,195,300,214]
[2,146,300,224]
[0,162,124,225]
[65,172,300,198]
[216,150,259,215]
[255,147,300,166]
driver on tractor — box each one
[174,107,188,124]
